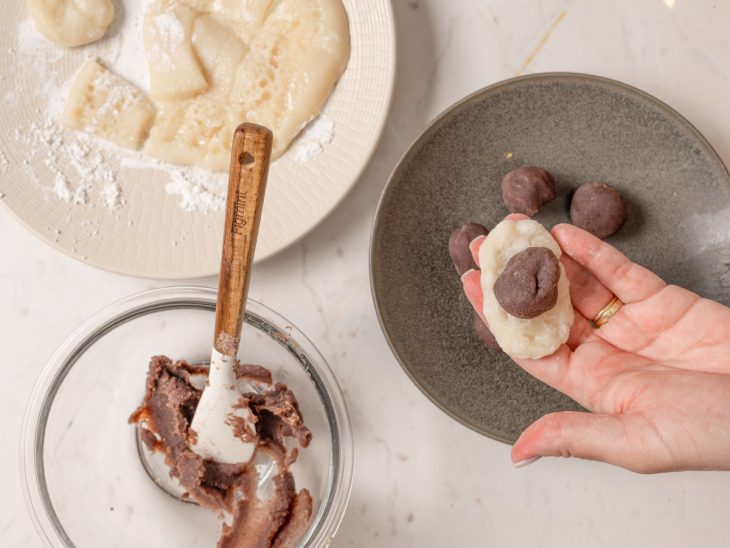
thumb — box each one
[512,411,638,470]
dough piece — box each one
[493,247,560,319]
[144,97,238,169]
[479,219,573,359]
[143,0,208,101]
[184,0,273,41]
[448,223,488,276]
[570,182,626,238]
[28,0,114,47]
[144,0,350,170]
[142,13,248,169]
[61,59,156,150]
[501,166,556,217]
[192,14,249,97]
[232,0,351,159]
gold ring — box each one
[592,296,624,328]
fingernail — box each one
[469,234,486,253]
[460,268,476,282]
[513,456,541,468]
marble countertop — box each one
[3,0,730,546]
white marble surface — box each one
[3,0,730,546]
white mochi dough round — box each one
[479,219,573,359]
[29,0,115,48]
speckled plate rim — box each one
[0,0,397,280]
[369,72,730,442]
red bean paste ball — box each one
[448,223,488,276]
[472,311,502,352]
[501,166,556,217]
[448,223,503,352]
[493,247,560,319]
[570,182,626,239]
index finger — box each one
[551,223,666,303]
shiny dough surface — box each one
[28,0,115,47]
[142,0,351,169]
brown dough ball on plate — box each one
[493,246,561,319]
[570,182,626,238]
[448,223,489,276]
[501,166,556,217]
[448,223,502,353]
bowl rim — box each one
[20,285,353,548]
[368,71,730,442]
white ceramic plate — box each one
[0,0,395,278]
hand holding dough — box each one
[61,59,156,150]
[28,0,115,47]
[479,219,573,359]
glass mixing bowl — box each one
[22,287,353,547]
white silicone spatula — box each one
[190,123,273,464]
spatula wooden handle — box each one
[214,123,273,356]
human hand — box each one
[461,215,730,473]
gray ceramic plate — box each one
[371,73,730,443]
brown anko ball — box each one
[570,182,626,238]
[493,247,560,319]
[448,223,489,276]
[501,166,556,217]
